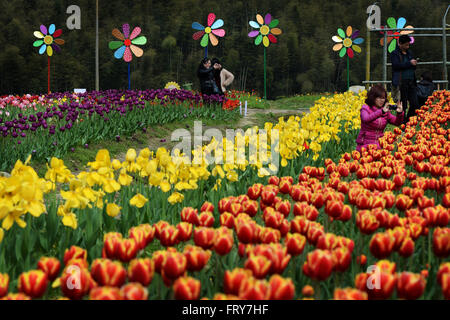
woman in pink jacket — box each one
[356,85,404,153]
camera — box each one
[388,104,397,111]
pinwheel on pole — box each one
[332,26,364,90]
[33,24,65,94]
[109,23,147,90]
[380,17,414,53]
[248,13,282,100]
[192,13,226,58]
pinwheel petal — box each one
[49,24,56,35]
[339,47,346,58]
[211,28,225,37]
[337,28,345,38]
[265,13,272,25]
[256,14,264,25]
[123,23,130,39]
[109,41,124,50]
[347,47,354,59]
[192,22,205,31]
[51,44,61,53]
[388,39,397,53]
[130,27,142,40]
[248,30,260,37]
[211,19,224,29]
[352,45,361,53]
[124,46,132,62]
[209,33,219,46]
[207,13,216,27]
[332,36,343,43]
[34,31,44,39]
[40,25,47,35]
[54,38,65,45]
[333,43,343,51]
[268,34,277,44]
[112,28,125,41]
[33,40,44,47]
[130,45,143,58]
[270,28,282,35]
[269,19,279,28]
[263,36,270,47]
[47,45,53,57]
[200,33,209,47]
[131,36,147,45]
[39,44,46,55]
[346,26,353,37]
[387,17,397,29]
[353,38,364,45]
[397,17,406,29]
[401,26,414,34]
[53,29,62,38]
[114,45,126,59]
[249,21,260,29]
[193,30,205,40]
[255,34,263,46]
[351,30,360,40]
[410,36,415,44]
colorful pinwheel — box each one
[33,24,65,94]
[109,23,147,89]
[248,13,282,47]
[192,13,225,57]
[248,14,282,99]
[332,26,364,90]
[380,17,414,53]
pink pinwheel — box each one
[248,13,282,47]
[109,23,147,62]
[192,13,226,47]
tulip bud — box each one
[121,283,148,300]
[397,272,426,300]
[357,254,367,266]
[128,258,154,286]
[173,276,201,300]
[89,286,123,300]
[37,257,61,281]
[302,285,314,297]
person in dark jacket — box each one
[390,35,418,124]
[416,71,435,107]
[197,57,221,95]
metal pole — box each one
[95,0,99,91]
[383,28,387,88]
[366,28,371,90]
[443,5,450,89]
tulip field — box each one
[0,89,449,300]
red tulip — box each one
[0,273,9,298]
[242,200,259,217]
[177,222,193,242]
[333,288,368,300]
[238,278,270,300]
[214,227,234,256]
[290,216,311,235]
[275,200,291,218]
[302,249,334,281]
[236,221,257,244]
[437,263,450,287]
[193,227,216,249]
[198,211,215,227]
[154,220,171,239]
[0,293,31,300]
[284,233,306,256]
[244,255,272,279]
[224,268,252,295]
[63,246,87,266]
[180,207,199,225]
[247,183,263,200]
[91,259,127,287]
[332,247,351,272]
[279,179,292,194]
[356,211,380,235]
[398,237,415,258]
[103,232,123,260]
[18,270,48,299]
[60,265,93,300]
[37,257,61,281]
[268,176,280,186]
[128,226,146,250]
[220,212,235,229]
[117,238,139,262]
[161,251,187,282]
[128,258,154,286]
[397,272,426,300]
[183,245,211,272]
[89,286,123,300]
[173,276,201,300]
[440,273,450,300]
[200,201,214,213]
[433,227,450,258]
[268,275,295,300]
[369,232,395,259]
[121,283,148,300]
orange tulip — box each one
[91,259,127,287]
[398,237,415,258]
[183,245,211,272]
[224,268,252,296]
[268,275,295,300]
[121,283,148,300]
[89,286,123,300]
[63,246,87,266]
[238,278,270,300]
[0,273,9,298]
[214,227,234,256]
[369,232,395,259]
[244,255,272,279]
[37,257,61,281]
[284,233,306,256]
[302,249,334,281]
[0,293,31,300]
[60,265,93,300]
[333,288,368,300]
[433,227,450,258]
[397,272,426,300]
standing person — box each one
[356,85,404,153]
[197,57,221,95]
[416,71,435,107]
[390,35,418,124]
[211,58,234,95]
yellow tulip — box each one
[0,228,3,243]
[168,192,184,205]
[106,203,121,218]
[126,149,137,162]
[118,170,133,186]
[130,193,148,208]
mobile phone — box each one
[388,104,397,111]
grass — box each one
[246,94,329,110]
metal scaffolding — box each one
[364,5,450,90]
